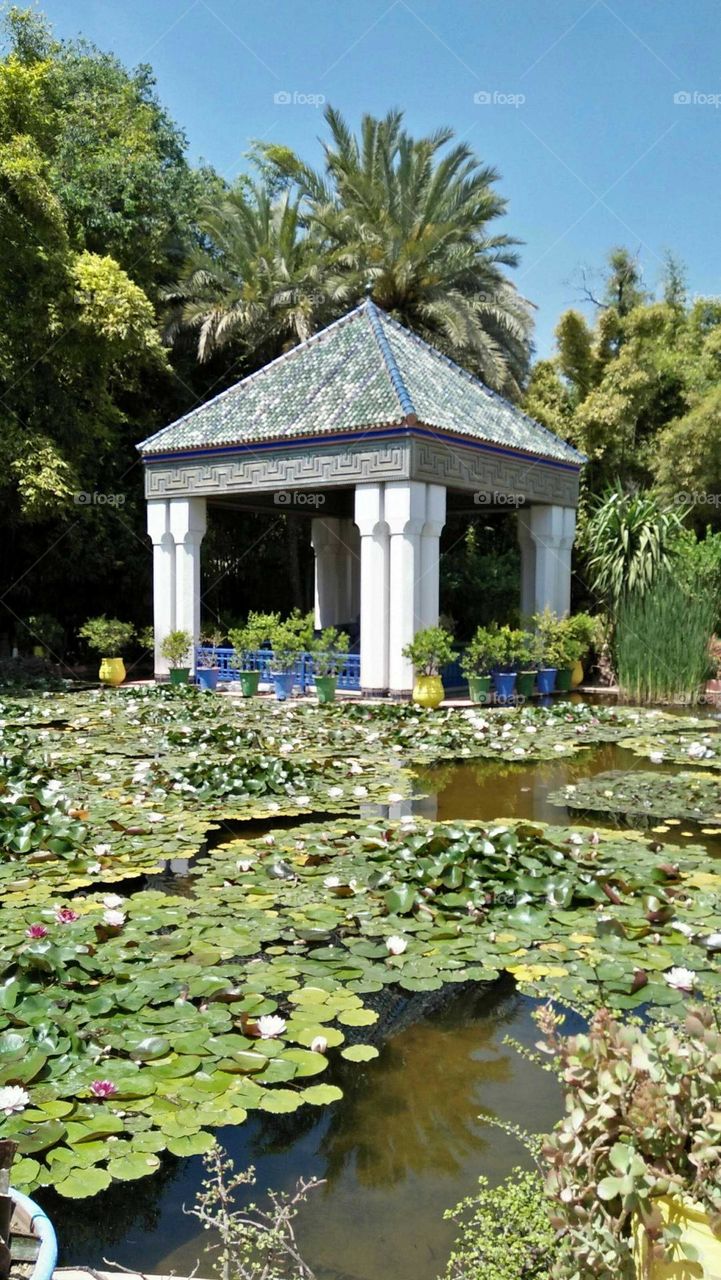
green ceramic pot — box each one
[556,667,574,692]
[516,670,536,698]
[315,675,337,704]
[239,670,260,697]
[169,667,189,686]
[467,674,492,704]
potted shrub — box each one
[160,629,193,685]
[310,626,350,704]
[402,625,454,708]
[460,626,499,704]
[532,608,560,695]
[515,629,537,699]
[26,613,64,661]
[491,625,527,700]
[228,612,279,697]
[535,1002,721,1280]
[196,625,224,692]
[566,611,596,687]
[79,616,135,686]
[554,616,586,692]
[268,611,314,701]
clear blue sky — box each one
[45,0,721,357]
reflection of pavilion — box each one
[139,301,584,693]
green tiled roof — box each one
[138,301,584,466]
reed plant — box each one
[615,570,716,703]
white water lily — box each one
[553,744,566,752]
[0,1085,29,1115]
[353,785,368,798]
[103,909,126,927]
[93,843,111,857]
[324,875,341,888]
[568,833,583,846]
[86,862,101,875]
[664,966,696,991]
[310,1035,328,1054]
[386,935,408,956]
[236,859,254,873]
[673,921,696,937]
[256,1015,286,1039]
[102,894,124,910]
[387,792,404,803]
[327,786,344,798]
[687,741,711,760]
[703,932,721,950]
[649,751,664,764]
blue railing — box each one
[195,647,362,691]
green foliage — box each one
[79,616,135,656]
[442,1167,556,1280]
[269,611,314,672]
[460,625,505,676]
[583,486,685,616]
[536,1003,721,1280]
[551,769,721,827]
[228,612,281,666]
[441,521,520,636]
[310,626,350,677]
[615,570,716,703]
[159,629,192,668]
[402,626,455,676]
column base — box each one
[388,688,413,701]
[361,687,390,698]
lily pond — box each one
[1,688,720,1280]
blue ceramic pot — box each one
[536,668,558,695]
[492,670,517,700]
[273,672,295,701]
[196,668,219,692]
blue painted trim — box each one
[11,1187,58,1280]
[143,424,581,475]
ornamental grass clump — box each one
[615,570,716,704]
[535,1002,721,1280]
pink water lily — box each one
[25,924,48,939]
[90,1080,118,1099]
[55,907,79,924]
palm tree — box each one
[164,182,331,364]
[260,107,533,396]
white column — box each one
[169,498,207,674]
[311,517,342,628]
[419,484,446,629]
[354,484,390,693]
[528,505,576,617]
[147,499,175,678]
[517,509,537,622]
[385,481,428,694]
[339,518,361,623]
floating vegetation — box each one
[620,731,721,770]
[0,813,719,1201]
[550,770,721,827]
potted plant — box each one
[160,629,193,685]
[26,614,64,661]
[79,616,135,686]
[553,616,586,692]
[310,626,350,703]
[535,1002,721,1280]
[268,611,314,701]
[532,608,560,695]
[460,626,499,704]
[196,625,224,692]
[515,629,537,699]
[491,625,527,700]
[228,612,279,697]
[566,611,596,687]
[402,625,454,708]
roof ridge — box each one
[375,307,586,464]
[139,301,372,453]
[362,299,417,422]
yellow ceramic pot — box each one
[99,657,126,687]
[412,675,445,709]
[571,659,584,688]
[633,1197,721,1278]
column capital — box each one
[384,480,427,537]
[168,497,207,545]
[354,483,387,538]
[146,498,170,546]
